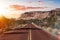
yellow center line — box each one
[30,29,32,40]
[28,29,32,40]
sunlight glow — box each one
[0,2,22,18]
[0,3,8,17]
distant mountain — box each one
[19,11,50,20]
[54,8,60,16]
[55,8,60,11]
[18,8,60,20]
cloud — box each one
[27,7,45,9]
[10,5,26,10]
[38,1,43,5]
[9,5,48,11]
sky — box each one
[0,0,60,18]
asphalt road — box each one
[0,28,59,40]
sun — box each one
[0,3,8,17]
